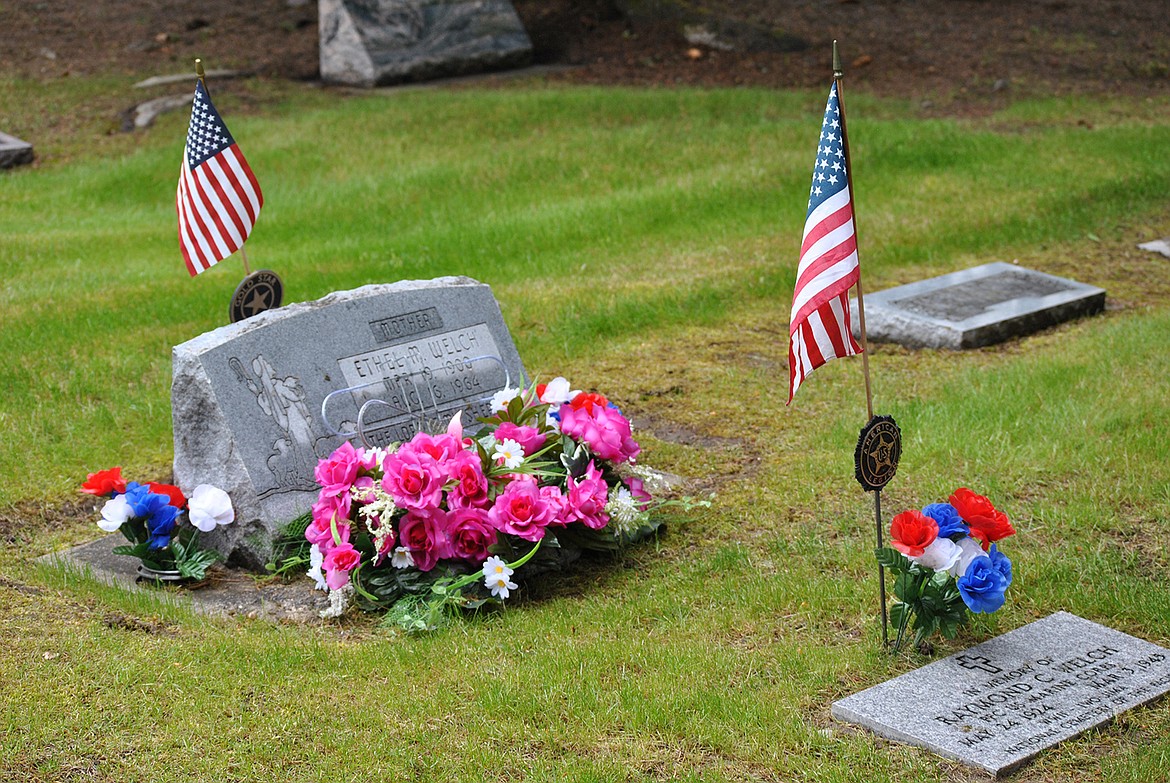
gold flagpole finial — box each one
[195,58,206,83]
[832,40,843,80]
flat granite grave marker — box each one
[851,262,1105,349]
[172,276,526,567]
[319,0,532,86]
[0,131,34,169]
[832,612,1170,776]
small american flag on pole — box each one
[788,79,862,401]
[176,80,262,277]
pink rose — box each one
[624,476,653,509]
[446,450,490,509]
[487,475,557,542]
[541,484,567,526]
[311,490,352,527]
[381,449,445,511]
[315,441,363,498]
[494,422,547,457]
[401,431,463,466]
[306,512,351,553]
[560,397,640,464]
[351,475,376,504]
[399,510,451,572]
[447,508,498,562]
[562,461,610,530]
[323,542,361,590]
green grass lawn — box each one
[2,76,1170,781]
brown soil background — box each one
[4,0,1168,109]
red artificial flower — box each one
[568,392,609,414]
[80,467,127,497]
[535,382,547,400]
[889,509,939,558]
[949,487,1016,550]
[148,482,187,509]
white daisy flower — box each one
[490,386,521,414]
[492,438,525,470]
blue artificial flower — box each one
[957,556,1009,614]
[922,502,968,540]
[988,543,1013,587]
[136,491,180,550]
[120,482,152,519]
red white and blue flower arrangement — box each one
[81,468,235,581]
[292,377,682,630]
[878,487,1016,651]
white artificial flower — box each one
[487,573,518,600]
[482,556,513,582]
[545,410,562,433]
[187,484,235,532]
[909,537,963,572]
[307,544,328,591]
[490,386,521,414]
[948,537,988,578]
[605,487,647,535]
[492,438,525,470]
[320,583,353,619]
[390,546,414,569]
[482,556,517,599]
[539,377,580,405]
[98,494,133,532]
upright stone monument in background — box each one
[319,0,532,86]
[172,277,527,568]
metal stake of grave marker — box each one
[834,40,892,649]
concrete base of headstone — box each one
[172,276,526,569]
[37,535,329,621]
[832,612,1170,777]
[319,0,533,87]
[0,131,34,169]
[851,262,1106,349]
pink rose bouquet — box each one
[286,377,674,630]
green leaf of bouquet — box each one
[875,547,911,572]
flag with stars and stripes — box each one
[788,79,862,402]
[176,80,262,277]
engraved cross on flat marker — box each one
[955,654,1003,674]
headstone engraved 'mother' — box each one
[319,0,532,87]
[832,612,1170,777]
[172,277,527,567]
[851,262,1105,349]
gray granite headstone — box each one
[851,262,1105,349]
[172,277,527,568]
[319,0,532,87]
[0,131,34,169]
[832,612,1170,776]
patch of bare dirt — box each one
[2,1,1167,110]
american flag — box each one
[176,80,262,277]
[788,80,862,402]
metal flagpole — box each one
[196,58,251,278]
[833,40,889,648]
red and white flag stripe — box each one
[788,80,862,402]
[176,80,262,277]
[177,145,261,276]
